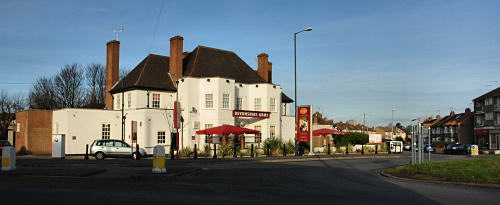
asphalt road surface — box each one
[0,153,498,204]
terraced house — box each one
[474,87,500,150]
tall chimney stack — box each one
[170,35,184,83]
[257,53,269,83]
[267,62,272,83]
[105,40,120,109]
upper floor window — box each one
[222,94,230,109]
[127,93,132,108]
[486,112,493,121]
[254,98,262,111]
[496,114,500,125]
[152,93,160,108]
[116,95,121,110]
[236,97,243,110]
[485,97,493,106]
[205,94,213,109]
[205,124,213,129]
[102,124,110,139]
[157,131,166,144]
[269,97,276,112]
[194,121,200,130]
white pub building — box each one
[19,36,295,155]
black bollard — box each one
[171,146,175,160]
[361,144,364,155]
[233,145,237,158]
[136,144,141,160]
[194,144,198,159]
[213,144,217,159]
[84,144,89,160]
[266,144,270,157]
[250,144,254,158]
[327,143,330,156]
[375,144,378,155]
[346,145,349,155]
[283,143,286,157]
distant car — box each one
[0,140,12,153]
[444,144,470,155]
[90,139,147,160]
[424,144,436,153]
[403,144,411,151]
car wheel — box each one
[95,152,105,160]
[132,152,139,160]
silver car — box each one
[90,139,147,160]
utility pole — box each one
[363,113,366,133]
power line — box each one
[149,0,166,53]
[0,82,33,85]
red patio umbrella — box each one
[195,124,260,135]
[313,128,347,136]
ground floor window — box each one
[158,131,166,144]
[102,124,110,139]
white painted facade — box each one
[52,77,293,155]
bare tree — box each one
[119,67,130,81]
[84,63,106,108]
[0,90,26,139]
[29,76,58,109]
[54,63,85,108]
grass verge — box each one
[385,156,500,184]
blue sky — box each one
[1,0,499,126]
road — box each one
[0,153,498,204]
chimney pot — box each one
[257,53,269,83]
[170,35,184,83]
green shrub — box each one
[262,138,283,155]
[180,147,193,157]
[432,141,450,148]
[201,144,211,157]
[334,132,369,146]
[285,140,295,155]
[217,143,233,158]
[378,143,387,152]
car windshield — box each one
[446,145,453,149]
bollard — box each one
[233,145,237,158]
[346,145,349,155]
[213,144,217,159]
[283,143,286,157]
[1,146,16,171]
[327,143,331,155]
[361,144,364,155]
[266,144,270,157]
[84,144,89,160]
[250,144,254,158]
[375,144,378,154]
[152,145,167,174]
[135,144,141,160]
[194,144,198,159]
[170,145,175,160]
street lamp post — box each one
[294,27,312,156]
[391,108,396,141]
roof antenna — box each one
[107,26,124,41]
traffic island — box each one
[381,156,500,188]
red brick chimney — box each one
[105,40,119,109]
[257,53,269,83]
[267,62,272,83]
[170,35,183,83]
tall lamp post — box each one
[294,27,312,155]
[391,108,396,140]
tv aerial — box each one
[106,26,124,41]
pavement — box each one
[1,153,498,204]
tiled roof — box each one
[182,46,267,84]
[110,54,177,94]
[443,111,473,126]
[474,86,500,101]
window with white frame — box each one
[205,94,213,109]
[194,121,200,130]
[127,93,132,108]
[269,97,276,112]
[222,93,230,109]
[152,93,160,108]
[254,98,262,111]
[485,97,493,106]
[254,125,261,132]
[270,125,276,139]
[205,124,213,129]
[236,97,242,110]
[157,131,166,143]
[486,112,493,121]
[116,95,121,110]
[102,124,110,139]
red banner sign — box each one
[297,106,311,142]
[232,110,270,118]
[475,129,489,136]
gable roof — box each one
[474,86,500,101]
[281,93,294,103]
[182,46,267,84]
[110,54,177,94]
